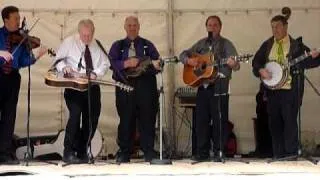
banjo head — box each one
[262,61,287,89]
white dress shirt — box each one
[54,34,109,78]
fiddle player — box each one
[54,19,109,164]
[0,6,47,164]
[109,16,161,163]
[179,15,240,162]
[252,7,320,160]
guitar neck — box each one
[211,55,249,67]
[91,79,115,86]
[90,79,133,91]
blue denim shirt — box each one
[0,26,35,70]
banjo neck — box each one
[289,48,320,66]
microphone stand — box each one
[214,52,249,164]
[62,63,95,167]
[150,58,173,165]
[19,24,58,166]
[23,30,34,167]
[85,67,94,165]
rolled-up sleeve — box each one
[179,40,202,64]
[54,38,69,72]
[93,48,109,78]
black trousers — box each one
[0,71,21,154]
[267,90,299,157]
[63,85,101,155]
[254,90,272,157]
[195,85,229,157]
[115,75,158,155]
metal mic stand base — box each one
[150,159,172,165]
[21,152,59,166]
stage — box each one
[1,158,320,179]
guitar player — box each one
[109,16,161,163]
[53,19,109,164]
[179,15,240,162]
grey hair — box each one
[125,16,140,25]
[78,19,95,33]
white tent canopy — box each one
[1,0,320,155]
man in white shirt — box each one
[54,19,109,164]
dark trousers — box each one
[267,90,299,157]
[115,75,158,155]
[195,85,229,157]
[254,91,272,157]
[63,85,101,155]
[0,71,21,154]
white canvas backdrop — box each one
[1,0,320,155]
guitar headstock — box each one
[234,54,253,63]
[115,82,134,92]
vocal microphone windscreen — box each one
[208,31,213,39]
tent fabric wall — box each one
[1,0,320,155]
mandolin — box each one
[124,56,179,78]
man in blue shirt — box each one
[109,16,161,163]
[0,6,46,164]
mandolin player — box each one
[109,16,161,163]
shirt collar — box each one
[76,34,94,49]
[124,36,140,45]
[275,34,289,44]
[0,26,9,36]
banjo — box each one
[262,49,319,90]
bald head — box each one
[124,16,140,40]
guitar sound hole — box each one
[193,63,206,76]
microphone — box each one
[21,17,26,29]
[20,17,29,34]
[207,31,213,44]
[207,31,214,53]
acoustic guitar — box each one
[44,70,133,92]
[183,53,252,87]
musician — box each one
[179,15,240,161]
[54,19,109,163]
[0,6,46,164]
[109,16,161,162]
[252,7,320,160]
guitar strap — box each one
[95,39,129,84]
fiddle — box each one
[7,30,56,57]
[7,30,41,49]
